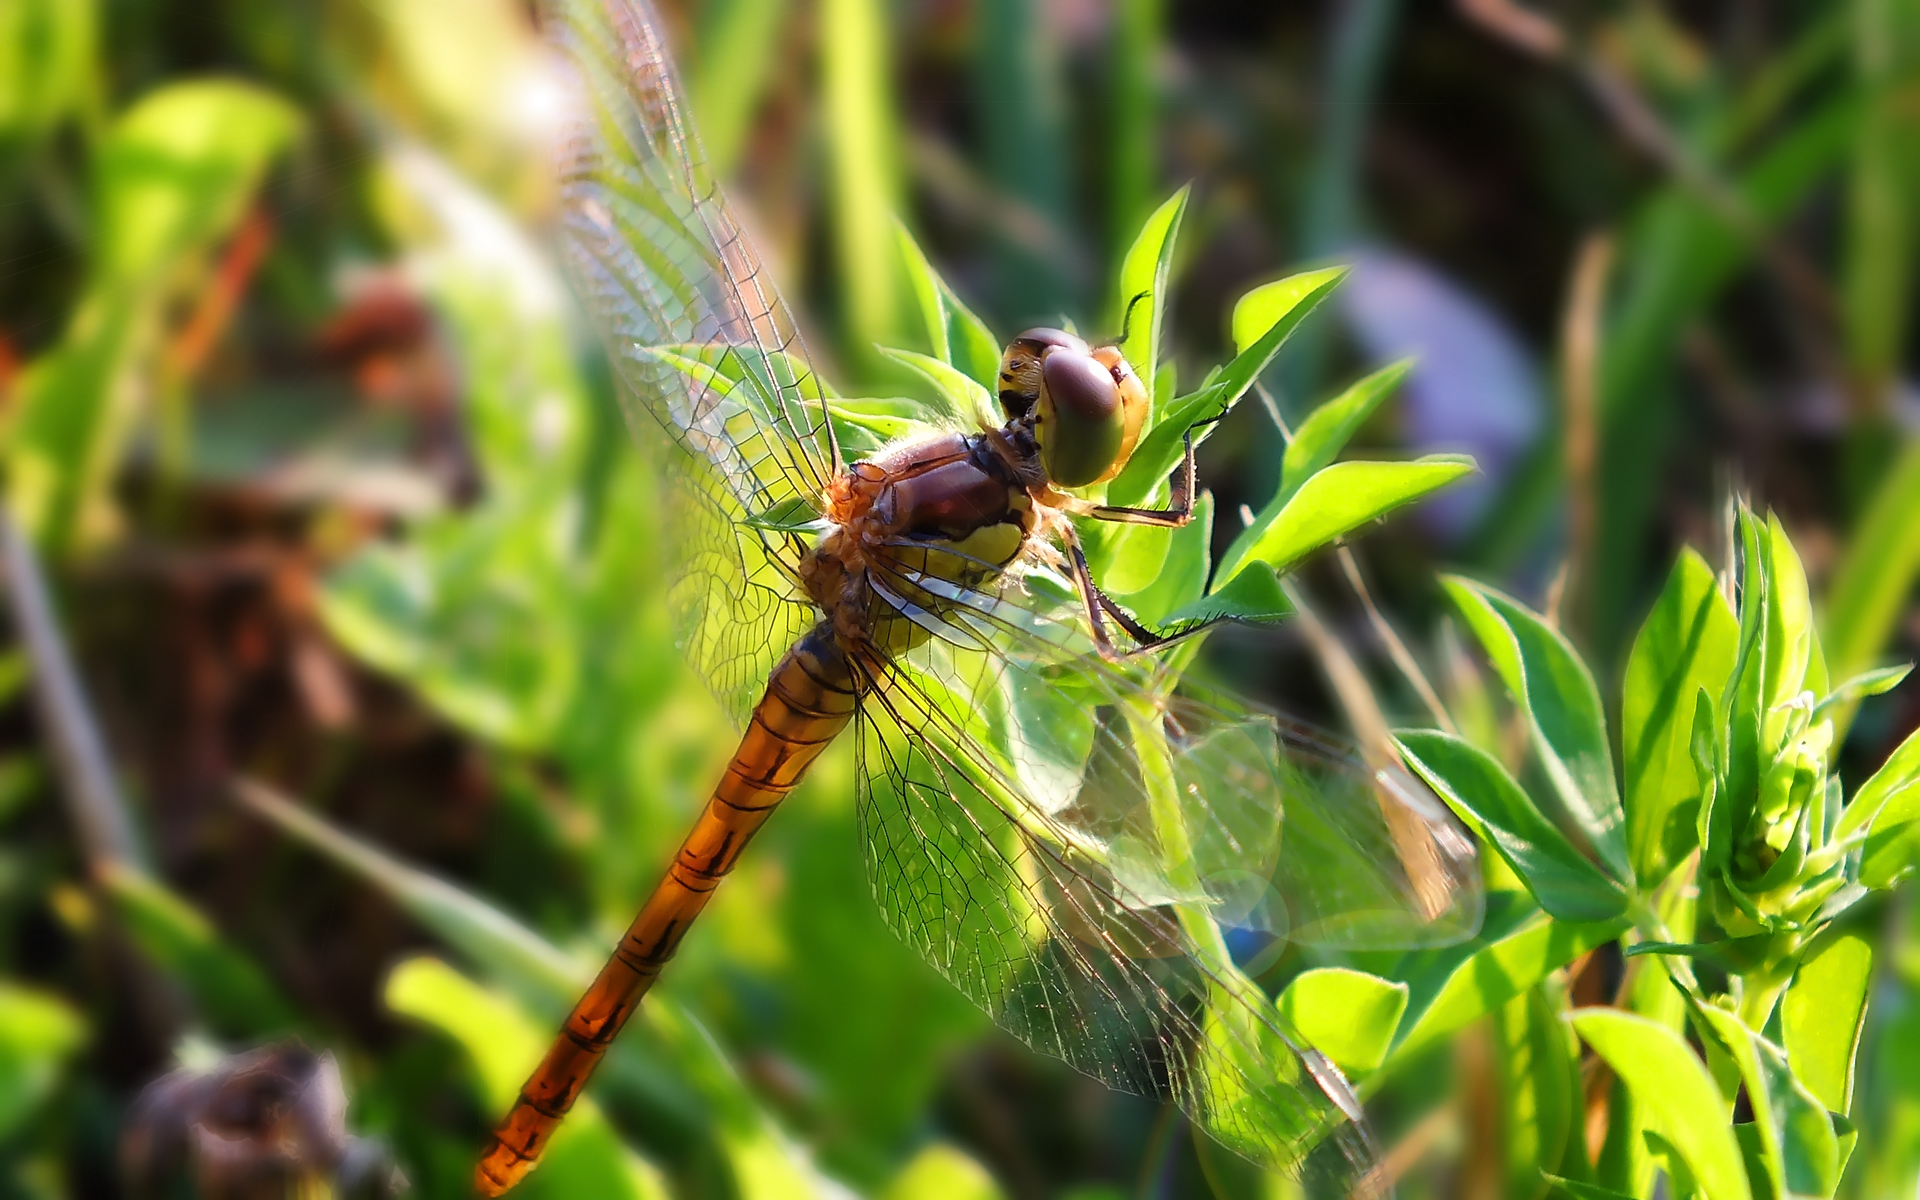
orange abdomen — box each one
[475,625,855,1195]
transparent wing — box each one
[848,544,1481,1184]
[853,684,1382,1193]
[862,539,1485,953]
[545,0,835,722]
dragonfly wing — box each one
[546,0,834,723]
[853,672,1383,1192]
[865,542,1485,953]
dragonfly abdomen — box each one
[477,625,855,1195]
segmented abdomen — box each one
[475,625,855,1195]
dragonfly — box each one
[479,0,1483,1194]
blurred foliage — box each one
[0,1,1915,1199]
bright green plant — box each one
[1385,507,1917,1199]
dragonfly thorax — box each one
[803,431,1039,650]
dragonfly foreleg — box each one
[1084,420,1216,528]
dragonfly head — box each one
[997,329,1149,488]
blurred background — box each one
[0,0,1917,1197]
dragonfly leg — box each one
[1086,420,1218,527]
[1063,526,1170,658]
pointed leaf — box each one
[1396,730,1627,923]
[1782,929,1872,1116]
[1761,514,1814,753]
[1161,561,1291,627]
[1812,664,1910,718]
[1230,266,1350,355]
[895,219,951,362]
[1542,1175,1636,1200]
[1689,1002,1839,1200]
[1218,456,1475,584]
[1840,720,1920,841]
[1850,717,1920,888]
[880,346,995,428]
[1114,187,1188,415]
[1444,577,1632,882]
[1624,549,1740,885]
[1276,359,1411,510]
[940,278,1003,392]
[1568,1008,1752,1200]
[1105,266,1347,507]
[1109,493,1213,627]
[1276,968,1407,1075]
[1388,894,1628,1065]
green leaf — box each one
[879,346,996,428]
[1494,986,1578,1196]
[1782,929,1872,1116]
[889,219,1005,390]
[1543,1175,1636,1200]
[1387,894,1628,1066]
[1080,512,1173,596]
[1104,266,1348,507]
[896,219,952,362]
[1688,1001,1839,1200]
[879,1144,1008,1200]
[1108,493,1213,627]
[1276,968,1407,1075]
[1849,718,1920,888]
[1623,936,1778,975]
[940,278,1003,392]
[1114,187,1188,415]
[1396,731,1627,923]
[0,983,86,1142]
[1230,266,1349,356]
[387,958,671,1200]
[1160,561,1291,628]
[1217,456,1476,584]
[101,862,298,1037]
[1863,783,1920,889]
[1275,359,1411,511]
[1722,511,1771,840]
[1568,1008,1752,1200]
[1694,688,1733,874]
[1812,664,1911,718]
[1761,514,1815,753]
[1444,577,1632,883]
[1841,720,1920,841]
[1734,1125,1780,1200]
[1624,549,1740,885]
[94,81,302,283]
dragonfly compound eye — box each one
[1037,348,1126,487]
[998,327,1088,421]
